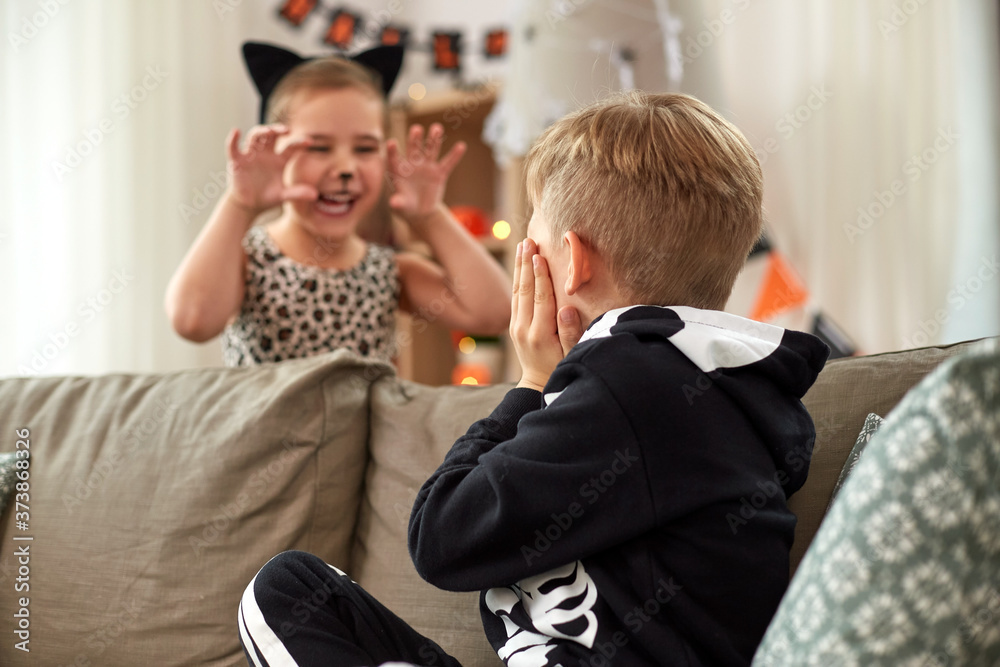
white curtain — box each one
[0,1,259,375]
[492,0,999,354]
[943,0,1000,345]
[691,0,1000,353]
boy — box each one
[239,91,829,666]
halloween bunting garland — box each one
[273,0,507,73]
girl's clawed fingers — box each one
[424,123,444,162]
[438,140,466,176]
[407,124,425,161]
[240,124,289,154]
[283,183,319,202]
[226,128,242,161]
[242,125,273,152]
[277,135,313,158]
[386,138,400,172]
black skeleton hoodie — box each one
[410,305,830,666]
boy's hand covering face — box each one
[511,238,583,392]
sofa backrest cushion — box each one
[0,351,388,667]
[792,339,982,573]
[357,378,508,667]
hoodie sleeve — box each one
[408,358,657,592]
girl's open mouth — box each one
[315,192,358,216]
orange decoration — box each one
[485,29,508,57]
[278,0,317,26]
[380,26,408,47]
[450,206,489,237]
[433,32,461,71]
[749,252,809,322]
[324,10,358,50]
[452,362,491,386]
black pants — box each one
[238,551,464,667]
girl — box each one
[165,44,510,365]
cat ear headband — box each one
[242,41,404,123]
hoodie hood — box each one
[579,305,830,493]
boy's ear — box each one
[564,231,592,296]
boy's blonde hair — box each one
[266,57,386,126]
[524,91,763,310]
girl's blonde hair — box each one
[265,56,386,125]
[524,91,764,310]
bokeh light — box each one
[492,219,511,240]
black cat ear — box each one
[242,41,405,124]
[350,45,404,98]
[242,42,307,124]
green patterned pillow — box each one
[0,452,19,516]
[753,337,1000,666]
[826,412,883,511]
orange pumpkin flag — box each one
[749,252,809,322]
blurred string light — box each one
[408,83,426,101]
[458,336,477,354]
[451,361,490,386]
[492,220,511,240]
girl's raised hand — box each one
[386,123,466,224]
[225,125,317,215]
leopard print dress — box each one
[221,226,399,366]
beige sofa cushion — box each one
[355,378,510,667]
[0,351,388,667]
[792,339,983,573]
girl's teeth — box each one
[317,199,351,215]
[322,193,354,203]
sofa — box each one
[0,338,983,666]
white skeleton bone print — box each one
[485,560,599,666]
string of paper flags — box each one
[275,0,508,72]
